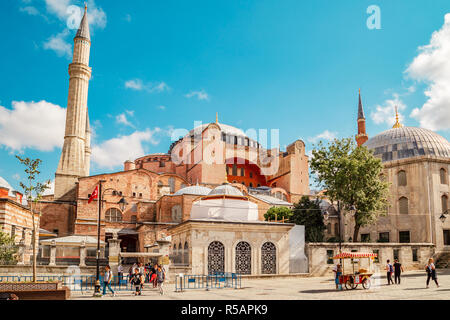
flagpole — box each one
[94,180,103,296]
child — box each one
[130,269,143,296]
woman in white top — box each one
[425,258,439,288]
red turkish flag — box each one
[88,185,99,204]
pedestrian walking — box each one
[156,264,165,295]
[117,264,123,285]
[130,268,143,296]
[151,263,158,288]
[386,260,394,285]
[102,265,116,297]
[332,263,342,290]
[393,259,404,284]
[425,258,439,288]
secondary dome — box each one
[208,184,244,196]
[173,185,212,196]
[364,126,450,162]
[0,176,15,197]
[189,122,247,138]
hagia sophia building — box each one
[1,7,449,272]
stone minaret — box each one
[55,5,92,200]
[355,89,368,146]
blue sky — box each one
[1,0,450,192]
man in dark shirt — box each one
[393,259,404,284]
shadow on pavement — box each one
[299,289,342,294]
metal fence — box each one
[0,275,133,292]
[175,272,242,292]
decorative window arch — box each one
[398,170,407,187]
[235,241,251,275]
[440,168,448,185]
[208,241,225,274]
[261,242,276,274]
[171,205,182,223]
[105,208,123,222]
[399,197,409,215]
[183,242,189,266]
[442,195,448,213]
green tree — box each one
[16,156,50,282]
[264,206,292,221]
[290,196,326,242]
[0,231,18,265]
[310,138,389,242]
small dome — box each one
[174,185,212,196]
[208,184,243,196]
[0,176,15,197]
[364,126,450,162]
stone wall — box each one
[307,242,435,276]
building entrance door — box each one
[444,230,450,246]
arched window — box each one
[171,205,182,222]
[261,242,276,274]
[398,170,407,187]
[399,197,409,215]
[440,168,448,185]
[442,195,448,213]
[105,208,123,222]
[208,241,225,274]
[183,242,189,266]
[235,241,251,275]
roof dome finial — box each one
[215,112,218,124]
[392,106,403,129]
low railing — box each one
[0,275,132,292]
[174,272,242,292]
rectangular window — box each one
[232,164,237,176]
[326,250,334,264]
[399,231,411,243]
[444,230,450,246]
[412,248,418,262]
[240,168,244,177]
[373,250,379,263]
[393,249,400,261]
[361,233,370,242]
[11,225,16,239]
[131,215,137,223]
[378,232,389,243]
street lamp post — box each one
[439,209,449,223]
[93,180,128,297]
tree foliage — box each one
[264,206,292,221]
[310,138,389,242]
[0,231,18,265]
[290,196,325,242]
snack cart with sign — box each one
[333,252,377,290]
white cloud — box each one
[125,110,134,117]
[43,30,72,59]
[115,113,134,127]
[12,173,21,181]
[124,79,170,93]
[185,90,210,101]
[370,93,407,127]
[124,14,131,22]
[307,130,337,143]
[91,129,161,169]
[406,13,450,131]
[0,101,66,152]
[20,6,40,16]
[45,0,106,30]
[42,180,55,196]
[157,105,166,110]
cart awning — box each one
[333,252,377,259]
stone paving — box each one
[72,269,450,300]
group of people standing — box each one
[102,262,166,297]
[385,258,439,288]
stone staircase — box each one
[435,251,450,269]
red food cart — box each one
[333,252,377,290]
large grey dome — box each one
[364,127,450,162]
[173,185,212,196]
[208,184,243,196]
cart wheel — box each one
[345,279,357,290]
[362,278,371,289]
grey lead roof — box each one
[364,126,450,162]
[75,7,90,40]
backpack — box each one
[389,264,394,273]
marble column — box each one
[49,240,56,266]
[16,240,26,266]
[79,241,86,267]
[108,234,122,275]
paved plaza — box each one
[72,269,450,300]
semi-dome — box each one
[208,184,244,196]
[364,126,450,162]
[173,185,212,196]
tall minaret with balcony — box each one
[355,89,369,146]
[55,5,92,199]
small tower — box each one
[55,5,92,199]
[355,89,369,146]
